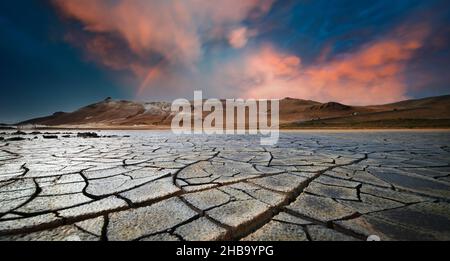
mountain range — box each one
[18,95,450,129]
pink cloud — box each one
[53,0,274,87]
[228,27,259,49]
[52,1,435,105]
[226,24,431,105]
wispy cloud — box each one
[53,0,274,90]
[220,23,431,105]
[52,0,443,105]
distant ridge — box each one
[18,95,450,129]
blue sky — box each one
[1,0,449,123]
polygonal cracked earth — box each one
[0,131,449,241]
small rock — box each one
[6,137,26,141]
[77,132,99,138]
[12,131,27,135]
[43,135,58,139]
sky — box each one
[1,0,449,123]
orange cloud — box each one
[52,1,434,105]
[228,27,259,49]
[237,24,430,105]
[53,0,274,90]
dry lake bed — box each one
[0,130,449,241]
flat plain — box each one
[0,130,449,241]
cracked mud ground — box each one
[0,131,449,241]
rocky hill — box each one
[17,95,450,129]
